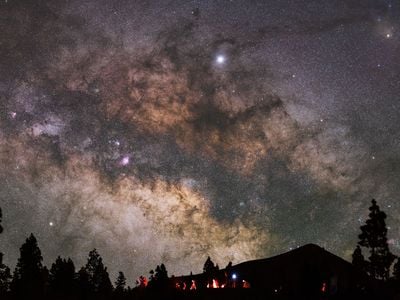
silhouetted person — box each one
[203,256,217,287]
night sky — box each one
[1,0,400,284]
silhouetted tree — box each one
[114,271,126,299]
[136,275,148,288]
[0,208,11,296]
[357,199,396,280]
[148,263,169,289]
[84,249,113,299]
[393,258,400,281]
[115,271,126,291]
[76,267,91,300]
[352,245,366,273]
[48,256,76,299]
[11,234,47,299]
[0,252,12,295]
[0,208,3,234]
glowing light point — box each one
[232,273,237,279]
[121,156,130,166]
[49,221,54,227]
[386,33,392,39]
[216,55,225,64]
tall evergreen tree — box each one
[148,263,169,289]
[76,267,91,300]
[114,271,127,299]
[0,208,3,234]
[49,256,76,299]
[357,199,396,280]
[393,258,400,281]
[352,245,366,273]
[0,208,11,296]
[11,234,47,299]
[0,253,11,295]
[84,249,113,298]
[115,271,126,292]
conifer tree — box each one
[393,258,400,281]
[49,256,76,298]
[84,249,113,298]
[148,263,169,289]
[357,199,396,280]
[11,234,46,299]
[0,208,3,234]
[115,271,126,291]
[76,267,91,299]
[114,271,127,299]
[352,245,366,273]
[0,208,11,295]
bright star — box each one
[216,55,225,64]
[49,221,54,227]
[121,156,130,166]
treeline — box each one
[2,199,400,299]
[0,206,229,300]
[0,232,136,300]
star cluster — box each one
[0,0,400,282]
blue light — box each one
[232,273,237,279]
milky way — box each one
[1,0,400,284]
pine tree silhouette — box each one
[115,271,126,291]
[0,253,11,295]
[148,263,169,289]
[357,199,396,280]
[11,234,47,299]
[393,258,400,281]
[0,208,3,234]
[49,256,76,299]
[76,267,91,300]
[114,271,127,299]
[352,245,366,273]
[0,208,11,296]
[84,249,113,299]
